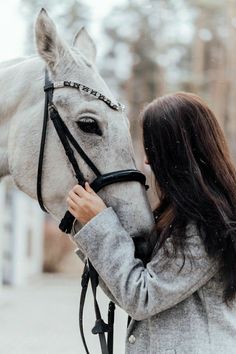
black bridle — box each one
[37,69,148,354]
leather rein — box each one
[37,69,148,354]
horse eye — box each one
[77,117,102,136]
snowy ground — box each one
[0,273,127,354]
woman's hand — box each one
[67,182,107,225]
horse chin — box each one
[102,183,153,226]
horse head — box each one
[7,9,154,247]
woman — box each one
[67,92,236,354]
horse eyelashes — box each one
[77,119,102,136]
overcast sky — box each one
[0,0,127,62]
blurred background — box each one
[1,0,236,353]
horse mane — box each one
[0,55,37,70]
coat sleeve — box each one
[74,248,121,307]
[72,207,219,321]
[70,221,121,306]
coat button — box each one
[128,335,136,344]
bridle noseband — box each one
[37,69,149,354]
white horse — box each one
[0,9,153,241]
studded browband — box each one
[44,80,125,112]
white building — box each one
[0,178,44,286]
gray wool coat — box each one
[72,207,236,354]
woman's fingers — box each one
[67,195,78,210]
[73,184,90,198]
[85,182,96,195]
[68,190,81,204]
[67,197,84,220]
[68,206,77,218]
[67,183,106,224]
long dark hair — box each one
[142,92,236,305]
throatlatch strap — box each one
[36,79,50,213]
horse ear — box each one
[73,27,97,63]
[35,8,67,71]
